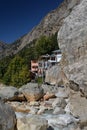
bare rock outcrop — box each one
[0,101,17,130]
[58,0,87,128]
[58,0,87,95]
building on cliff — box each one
[31,50,62,77]
[48,50,62,65]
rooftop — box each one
[52,49,61,53]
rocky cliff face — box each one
[0,0,81,59]
[57,1,87,127]
[58,0,87,95]
[45,65,63,85]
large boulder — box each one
[45,64,63,86]
[0,86,20,101]
[17,115,48,130]
[0,101,17,130]
[47,114,79,130]
[68,91,87,129]
[19,83,44,101]
[58,0,87,95]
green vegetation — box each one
[3,55,30,88]
[0,32,59,87]
[35,33,59,59]
[36,77,43,85]
[0,56,13,80]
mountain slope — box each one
[0,41,9,59]
[0,0,80,59]
[14,0,81,51]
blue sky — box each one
[0,0,64,43]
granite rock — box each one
[58,0,87,96]
[19,83,44,101]
[0,101,17,130]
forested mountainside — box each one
[0,33,58,87]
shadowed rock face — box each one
[0,101,17,130]
[58,0,87,95]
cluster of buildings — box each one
[31,50,62,77]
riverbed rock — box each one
[0,86,20,101]
[44,92,56,100]
[29,101,40,106]
[53,107,65,115]
[17,115,48,130]
[0,101,17,130]
[19,83,44,101]
[41,84,59,94]
[55,87,69,98]
[7,101,30,113]
[29,106,38,114]
[68,92,87,129]
[37,106,46,115]
[52,98,67,109]
[47,114,79,129]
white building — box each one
[48,50,62,65]
[37,50,62,77]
